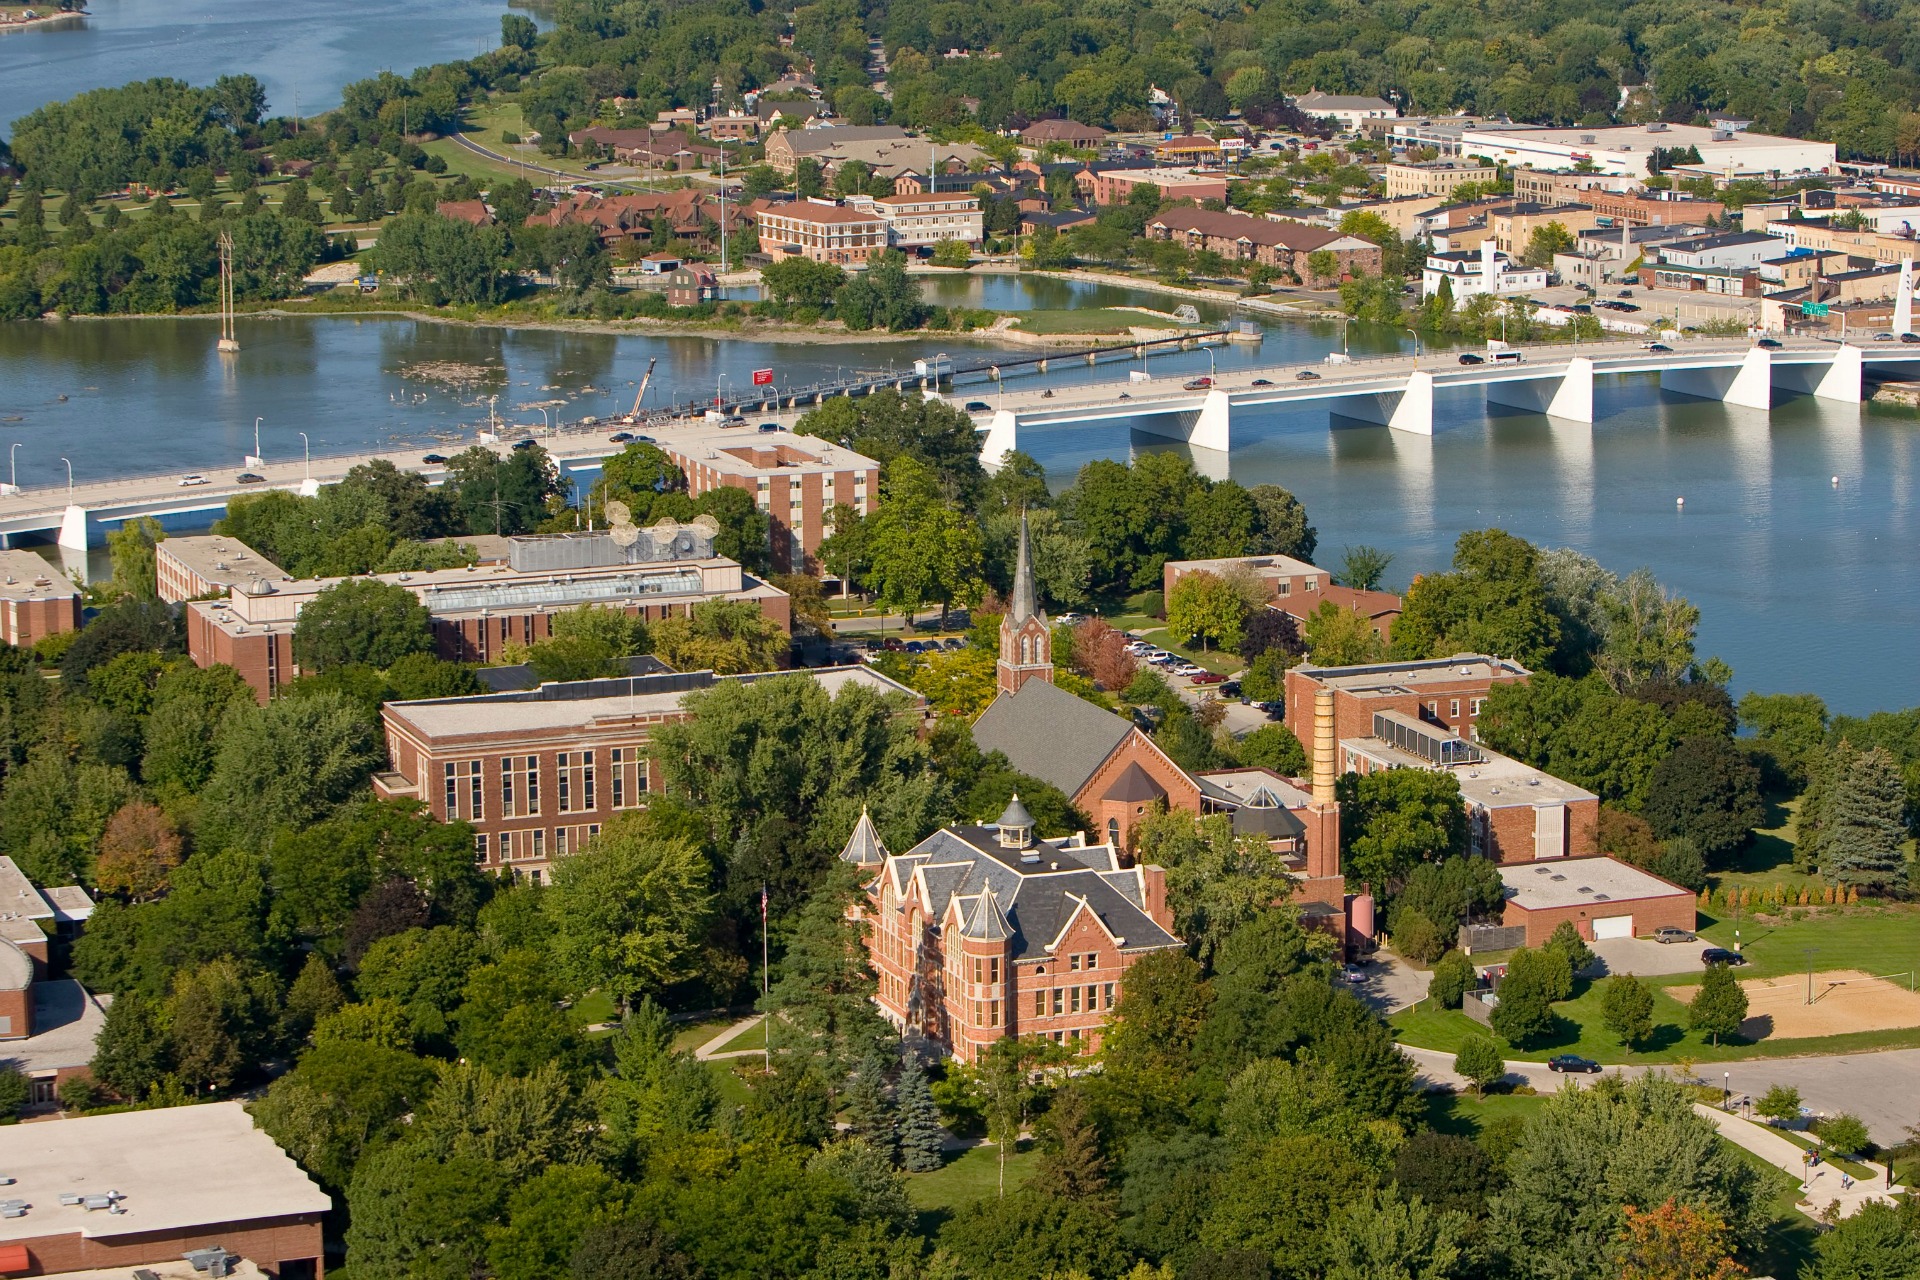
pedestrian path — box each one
[1693,1104,1905,1221]
[693,1014,765,1061]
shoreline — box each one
[0,8,84,31]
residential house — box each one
[435,199,494,227]
[527,189,744,257]
[566,127,724,171]
[667,264,718,306]
[1019,119,1108,150]
[1423,241,1547,302]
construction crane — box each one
[629,358,658,419]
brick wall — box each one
[1505,886,1694,946]
[14,1214,324,1277]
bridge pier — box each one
[1329,370,1435,435]
[1188,390,1232,451]
[981,411,1019,471]
[1771,343,1863,403]
[1484,356,1594,422]
[1661,347,1773,410]
[57,504,94,552]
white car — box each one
[178,474,209,487]
[1173,663,1204,678]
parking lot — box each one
[1121,634,1268,734]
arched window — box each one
[1021,636,1032,664]
[1106,817,1120,846]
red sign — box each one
[752,368,774,386]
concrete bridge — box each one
[976,338,1919,467]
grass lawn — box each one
[1696,904,1920,981]
[1419,1087,1547,1137]
[906,1142,1037,1217]
[713,1018,768,1055]
[567,990,617,1029]
[706,1060,755,1110]
[670,1014,744,1054]
[1011,308,1180,335]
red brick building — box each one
[972,520,1202,850]
[844,802,1181,1062]
[0,1102,329,1278]
[1283,654,1531,749]
[528,189,744,256]
[1500,856,1696,944]
[374,666,921,880]
[1144,208,1382,286]
[748,198,889,265]
[0,551,80,650]
[1162,554,1401,642]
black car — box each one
[1458,353,1485,365]
[1645,343,1672,353]
[1901,332,1920,344]
[1251,379,1273,386]
[1756,338,1783,349]
[964,401,993,413]
[1260,700,1285,720]
[1701,947,1748,966]
[421,453,448,464]
[1219,680,1241,698]
[1547,1055,1602,1074]
[512,438,538,450]
[608,431,635,444]
[235,472,266,484]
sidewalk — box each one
[692,1014,765,1061]
[1694,1104,1906,1221]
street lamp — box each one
[539,407,551,432]
[8,442,18,491]
[253,416,262,463]
[1724,1072,1730,1109]
[1205,346,1216,381]
[298,432,310,481]
[60,457,72,501]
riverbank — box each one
[0,8,83,31]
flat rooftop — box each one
[646,423,878,478]
[0,1101,330,1242]
[1166,554,1320,579]
[1464,122,1828,153]
[41,1261,265,1280]
[385,664,921,741]
[1298,654,1530,695]
[0,551,77,603]
[154,536,286,590]
[0,858,52,923]
[1195,768,1313,808]
[1501,855,1692,911]
[0,980,109,1075]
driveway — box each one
[1353,953,1431,1015]
[1590,936,1710,978]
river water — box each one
[0,0,513,131]
[0,277,1913,715]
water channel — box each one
[0,274,1913,715]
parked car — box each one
[1260,701,1285,719]
[942,637,966,651]
[964,401,993,413]
[236,472,266,484]
[1338,966,1366,984]
[1458,353,1485,365]
[1172,663,1203,678]
[1652,926,1697,944]
[512,438,538,450]
[1618,289,1635,298]
[882,638,904,651]
[1701,947,1748,966]
[1056,612,1083,627]
[1218,680,1242,698]
[1756,338,1783,350]
[607,431,635,443]
[421,453,447,464]
[178,474,209,487]
[758,423,780,433]
[904,640,927,653]
[1295,369,1321,380]
[1183,377,1213,390]
[1190,671,1226,685]
[1548,1055,1603,1074]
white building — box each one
[1422,240,1547,303]
[1656,231,1794,271]
[845,191,984,247]
[1291,92,1398,133]
[1457,122,1835,180]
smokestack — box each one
[1312,688,1337,805]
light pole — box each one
[1724,1072,1730,1109]
[539,407,551,432]
[1205,346,1216,382]
[297,432,310,481]
[253,416,262,463]
[8,442,18,490]
[60,457,72,501]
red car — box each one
[1183,377,1213,390]
[1189,671,1227,685]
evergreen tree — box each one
[758,865,895,1078]
[895,1052,946,1173]
[1033,1085,1111,1204]
[1689,964,1749,1046]
[282,952,346,1045]
[1818,742,1908,891]
[844,1051,896,1161]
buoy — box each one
[1676,497,1685,507]
[1831,476,1840,486]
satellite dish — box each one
[650,516,681,539]
[691,513,721,537]
[610,524,641,547]
[605,500,632,526]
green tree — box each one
[199,690,383,850]
[1335,768,1468,890]
[842,1053,897,1162]
[863,455,985,625]
[106,516,165,601]
[1236,724,1308,774]
[373,210,508,305]
[1643,736,1764,863]
[1165,571,1246,653]
[167,957,279,1092]
[896,1051,946,1172]
[649,598,787,675]
[1339,544,1394,591]
[1601,973,1655,1051]
[1429,950,1475,1009]
[1488,946,1564,1046]
[292,577,433,671]
[487,1164,628,1280]
[345,1145,510,1280]
[1325,1188,1470,1280]
[1134,812,1298,967]
[1809,742,1909,890]
[1392,529,1559,669]
[1689,963,1749,1046]
[1304,598,1387,665]
[1812,1199,1920,1280]
[501,12,538,48]
[762,255,846,308]
[544,818,714,1010]
[1816,1112,1871,1158]
[569,1216,702,1280]
[1454,1034,1504,1097]
[1523,221,1575,268]
[248,1039,436,1191]
[758,864,894,1077]
[445,444,562,536]
[599,1000,721,1162]
[1544,919,1596,979]
[1755,1084,1802,1124]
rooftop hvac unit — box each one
[1646,121,1669,132]
[1580,134,1596,144]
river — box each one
[0,0,514,131]
[0,279,1912,715]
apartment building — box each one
[0,550,79,649]
[1086,166,1229,206]
[1487,202,1602,257]
[748,198,889,265]
[375,666,920,880]
[1143,208,1382,284]
[844,801,1182,1063]
[1283,654,1531,749]
[653,423,881,575]
[186,527,790,701]
[845,191,984,247]
[1383,160,1498,199]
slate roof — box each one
[1102,762,1167,803]
[873,826,1182,962]
[840,807,889,867]
[972,679,1134,798]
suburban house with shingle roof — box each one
[971,518,1204,848]
[843,799,1182,1062]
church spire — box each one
[1009,510,1044,626]
[996,511,1054,696]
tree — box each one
[1166,572,1246,653]
[106,516,164,601]
[1813,1199,1920,1280]
[1304,599,1386,665]
[444,444,562,537]
[501,12,538,48]
[1488,946,1564,1046]
[1237,724,1308,775]
[0,1067,29,1120]
[1810,742,1908,890]
[292,578,433,672]
[569,1216,702,1280]
[1643,736,1764,863]
[1335,768,1468,890]
[1755,1084,1802,1125]
[1070,618,1137,691]
[487,1164,628,1280]
[650,599,787,675]
[546,818,713,1011]
[597,443,685,511]
[167,957,279,1092]
[843,1052,897,1161]
[198,691,383,851]
[1391,529,1559,669]
[1248,485,1317,560]
[346,1145,510,1280]
[1339,544,1393,591]
[1615,1199,1746,1280]
[1429,951,1475,1009]
[896,1052,946,1173]
[1544,920,1595,979]
[91,992,172,1100]
[1816,1113,1871,1158]
[1134,813,1298,968]
[762,256,846,308]
[94,800,182,901]
[373,211,508,305]
[1523,221,1575,268]
[1689,963,1749,1046]
[862,456,985,625]
[1602,974,1656,1051]
[248,1039,436,1191]
[1239,608,1305,663]
[758,865,894,1076]
[1325,1188,1470,1280]
[1454,1034,1504,1097]
[1034,1085,1110,1203]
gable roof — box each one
[1102,761,1168,803]
[972,679,1133,798]
[1148,207,1366,252]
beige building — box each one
[846,191,983,247]
[1383,161,1498,199]
[748,198,889,265]
[763,126,985,181]
[1489,202,1602,257]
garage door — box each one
[1593,916,1634,940]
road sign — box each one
[752,368,774,385]
[1802,302,1830,317]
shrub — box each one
[1391,908,1447,965]
[1429,951,1474,1009]
[1816,1113,1872,1158]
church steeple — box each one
[997,512,1054,695]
